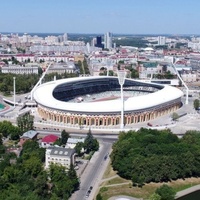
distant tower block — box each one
[104,32,112,49]
[158,36,166,45]
[95,36,103,48]
[63,33,68,43]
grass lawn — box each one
[104,177,131,185]
[98,162,200,200]
[102,161,117,179]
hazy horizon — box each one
[1,0,200,35]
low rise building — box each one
[47,62,77,74]
[181,71,197,83]
[45,147,75,169]
[65,138,85,149]
[19,130,38,146]
[1,64,38,74]
[41,134,59,148]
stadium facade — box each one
[33,76,183,127]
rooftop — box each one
[48,147,75,157]
[42,134,58,143]
[67,138,85,144]
[21,130,38,139]
[33,76,183,113]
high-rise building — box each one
[158,36,166,45]
[22,33,28,43]
[95,36,103,48]
[104,32,112,49]
[91,37,96,47]
[63,33,68,42]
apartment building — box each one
[45,147,75,169]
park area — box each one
[97,162,200,200]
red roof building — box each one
[41,134,59,148]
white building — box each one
[188,41,200,50]
[22,33,29,43]
[181,71,197,83]
[47,62,77,74]
[1,65,38,74]
[104,32,112,49]
[63,33,68,43]
[45,147,75,169]
[158,36,166,45]
[91,37,97,47]
[45,36,59,45]
[15,54,35,62]
[65,138,85,149]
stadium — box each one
[33,76,183,128]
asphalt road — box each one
[70,141,112,200]
[37,130,119,141]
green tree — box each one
[171,112,179,121]
[49,163,77,199]
[96,193,103,200]
[111,128,200,184]
[21,140,42,160]
[75,142,84,156]
[83,58,90,74]
[108,70,114,76]
[0,134,3,145]
[84,129,99,153]
[39,59,44,63]
[131,68,139,78]
[0,145,5,155]
[155,184,176,200]
[54,138,62,146]
[149,193,161,200]
[193,99,200,110]
[0,120,21,138]
[34,171,49,198]
[38,67,43,75]
[61,129,70,145]
[10,126,21,140]
[17,113,34,132]
[2,59,8,64]
[23,156,43,177]
[68,164,79,190]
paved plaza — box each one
[108,196,141,200]
[0,92,199,135]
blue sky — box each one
[1,0,200,34]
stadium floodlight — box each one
[117,70,126,129]
[171,62,188,105]
[13,77,16,108]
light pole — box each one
[117,70,126,129]
[172,63,188,104]
[13,77,16,108]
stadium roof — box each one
[33,76,183,113]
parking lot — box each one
[75,159,89,177]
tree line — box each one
[0,140,79,200]
[0,113,34,141]
[74,129,99,157]
[0,71,78,95]
[0,73,41,95]
[0,127,98,199]
[76,59,90,75]
[111,128,200,186]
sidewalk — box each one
[108,195,141,200]
[175,184,200,199]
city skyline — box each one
[1,0,200,35]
